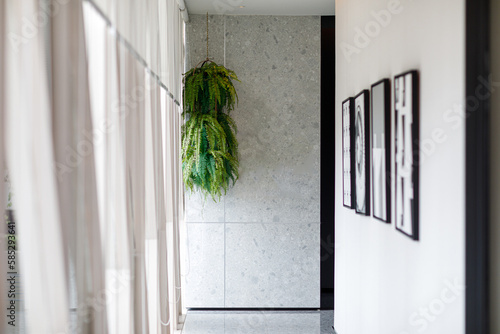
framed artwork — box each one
[354,90,370,215]
[394,70,419,240]
[342,97,355,208]
[371,79,391,223]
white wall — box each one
[490,0,500,332]
[335,0,466,333]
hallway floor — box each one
[181,310,335,334]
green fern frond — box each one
[181,61,240,202]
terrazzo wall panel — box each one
[184,15,321,308]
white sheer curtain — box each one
[84,0,186,333]
[1,0,185,333]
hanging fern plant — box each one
[181,60,240,202]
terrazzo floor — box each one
[181,310,335,334]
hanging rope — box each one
[193,12,212,68]
[206,12,209,60]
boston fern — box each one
[182,61,240,202]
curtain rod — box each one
[176,0,190,23]
[84,0,182,107]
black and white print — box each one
[342,98,355,208]
[371,79,391,223]
[394,71,419,240]
[354,90,370,215]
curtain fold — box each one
[152,81,170,334]
[4,1,70,332]
[163,93,184,331]
[50,1,108,333]
[0,0,7,331]
[83,0,108,249]
[144,73,161,334]
[105,30,135,334]
[119,42,150,334]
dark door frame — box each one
[466,0,490,332]
[320,15,335,310]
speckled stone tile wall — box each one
[184,15,320,308]
[225,223,320,308]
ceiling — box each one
[184,0,335,16]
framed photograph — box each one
[371,79,391,223]
[354,90,370,215]
[394,70,419,240]
[342,97,355,208]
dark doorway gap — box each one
[320,15,335,310]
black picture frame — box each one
[342,97,355,208]
[394,70,419,240]
[371,79,391,223]
[354,90,370,216]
